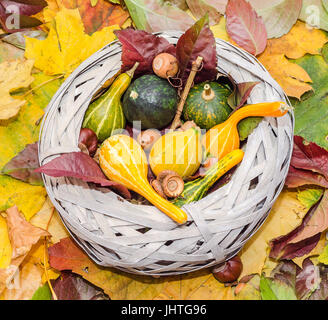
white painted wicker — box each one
[38,32,294,276]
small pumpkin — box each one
[183,81,232,130]
[149,127,203,179]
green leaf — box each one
[124,0,194,32]
[260,275,297,300]
[237,117,262,141]
[291,47,328,150]
[297,188,324,209]
[31,283,52,300]
[299,0,328,31]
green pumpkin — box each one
[183,82,232,130]
[122,74,178,129]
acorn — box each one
[212,256,243,283]
[152,53,179,79]
[78,128,98,157]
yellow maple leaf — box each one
[258,21,328,99]
[264,21,328,60]
[0,176,47,221]
[25,8,119,76]
[0,60,34,120]
[239,190,308,279]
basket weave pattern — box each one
[38,32,294,276]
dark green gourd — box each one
[122,74,178,129]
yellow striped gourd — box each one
[99,134,188,224]
[83,63,139,142]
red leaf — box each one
[291,136,328,180]
[269,190,328,260]
[35,152,131,199]
[0,0,44,33]
[285,166,328,189]
[1,142,43,186]
[48,238,89,272]
[114,29,176,75]
[52,271,108,300]
[176,14,217,83]
[226,0,267,56]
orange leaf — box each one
[6,206,49,259]
[63,0,129,34]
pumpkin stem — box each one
[126,62,140,78]
[202,83,215,101]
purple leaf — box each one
[176,13,217,84]
[2,142,43,186]
[52,271,108,300]
[269,191,328,260]
[35,152,131,199]
[285,166,328,189]
[291,136,328,180]
[114,29,176,75]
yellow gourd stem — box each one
[137,181,188,224]
[228,101,291,126]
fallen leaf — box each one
[258,53,312,100]
[31,283,52,300]
[52,271,108,300]
[270,190,328,260]
[262,20,328,59]
[226,0,267,55]
[249,0,302,39]
[290,136,328,180]
[35,152,131,199]
[299,0,328,31]
[0,0,44,33]
[176,14,217,83]
[2,142,43,186]
[30,197,70,244]
[293,232,326,268]
[285,166,328,189]
[0,59,34,120]
[295,258,321,299]
[61,0,129,34]
[6,206,49,259]
[0,216,12,269]
[291,48,328,148]
[125,0,194,32]
[308,264,328,300]
[297,188,324,209]
[210,16,229,41]
[260,260,298,300]
[0,176,47,221]
[49,237,234,300]
[234,274,261,300]
[25,8,119,76]
[0,206,50,296]
[186,0,223,25]
[114,28,176,75]
[2,261,43,300]
[239,190,308,279]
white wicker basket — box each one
[38,32,294,276]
